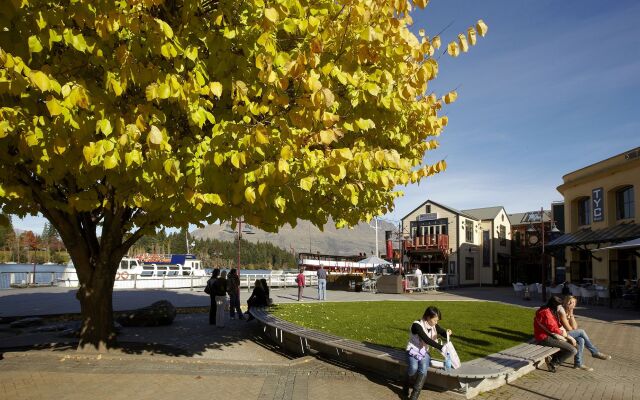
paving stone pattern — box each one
[1,287,639,399]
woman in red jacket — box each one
[534,296,577,372]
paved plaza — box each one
[1,286,639,399]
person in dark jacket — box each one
[205,269,220,325]
[403,306,452,400]
[260,278,271,305]
[227,269,244,320]
[213,270,228,327]
[245,279,268,321]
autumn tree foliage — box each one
[0,0,486,349]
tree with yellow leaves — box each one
[0,0,486,349]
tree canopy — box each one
[0,0,486,348]
[0,0,486,234]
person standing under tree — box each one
[204,269,220,325]
[296,269,305,301]
[317,265,327,301]
[227,269,244,320]
[213,270,228,328]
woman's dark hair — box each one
[228,268,237,277]
[423,306,442,321]
[542,296,563,318]
[212,268,220,278]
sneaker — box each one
[575,365,593,371]
[545,356,556,373]
[593,352,611,360]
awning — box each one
[592,237,640,252]
[546,223,640,248]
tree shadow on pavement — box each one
[0,289,295,360]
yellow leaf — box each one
[299,177,314,191]
[277,159,289,174]
[244,187,256,203]
[458,34,469,53]
[158,83,171,99]
[443,91,457,104]
[96,119,113,136]
[447,41,459,57]
[431,36,441,49]
[0,121,10,138]
[83,144,95,163]
[476,20,488,37]
[254,126,269,144]
[413,0,429,8]
[103,153,118,169]
[319,130,336,145]
[280,146,293,160]
[184,46,198,61]
[29,71,50,91]
[467,27,477,46]
[264,8,279,23]
[210,82,223,97]
[155,18,174,38]
[46,99,63,116]
[148,125,163,145]
[213,153,224,166]
[28,35,43,53]
[231,153,241,168]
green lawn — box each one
[270,301,535,362]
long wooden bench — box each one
[250,308,559,399]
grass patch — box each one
[271,301,535,362]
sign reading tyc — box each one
[592,187,604,222]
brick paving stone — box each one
[2,287,640,399]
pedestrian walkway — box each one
[1,286,639,399]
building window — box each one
[577,197,590,226]
[426,205,431,213]
[616,186,635,220]
[465,219,474,243]
[499,225,506,246]
[465,257,474,280]
[411,227,417,238]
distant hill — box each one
[191,219,398,257]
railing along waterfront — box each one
[0,271,318,291]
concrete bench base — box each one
[251,308,559,398]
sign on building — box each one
[592,187,604,222]
[417,213,438,221]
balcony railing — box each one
[404,234,449,253]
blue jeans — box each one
[406,351,430,378]
[318,279,327,300]
[569,329,599,367]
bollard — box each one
[190,274,194,291]
[133,274,137,289]
[523,285,530,301]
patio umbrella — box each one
[592,237,640,252]
[357,256,392,266]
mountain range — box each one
[191,219,398,257]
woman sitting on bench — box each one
[557,295,611,371]
[534,296,577,372]
[403,306,452,400]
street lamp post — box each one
[540,207,546,302]
[224,218,254,278]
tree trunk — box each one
[75,256,119,351]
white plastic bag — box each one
[440,333,461,369]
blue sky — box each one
[13,0,640,233]
[384,0,640,222]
